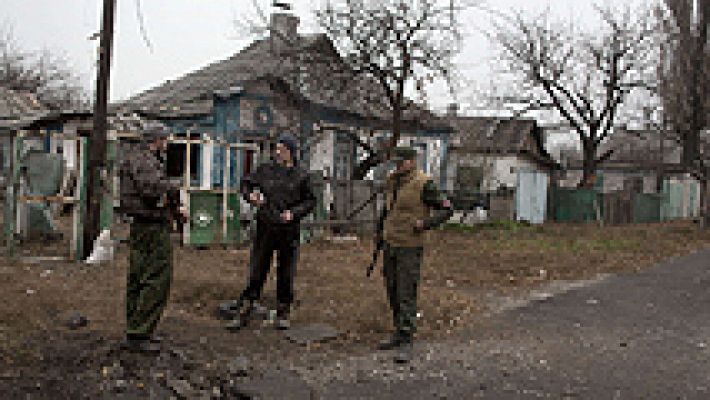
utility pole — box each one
[83,0,117,260]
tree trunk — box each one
[578,145,597,188]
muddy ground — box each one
[2,221,710,398]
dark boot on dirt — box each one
[275,303,291,330]
[225,300,255,332]
[122,336,161,354]
[393,341,413,364]
[377,333,403,351]
[217,299,243,320]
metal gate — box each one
[515,169,548,224]
[168,135,259,246]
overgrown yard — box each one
[1,220,710,396]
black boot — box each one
[275,303,291,330]
[225,300,255,331]
[394,341,413,364]
[122,335,160,354]
[217,299,242,320]
[377,332,403,351]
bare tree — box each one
[316,0,474,179]
[0,25,87,111]
[488,5,660,187]
[657,0,710,225]
[233,0,471,180]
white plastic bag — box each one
[85,229,114,264]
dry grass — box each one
[2,220,710,364]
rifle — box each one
[366,174,402,277]
[366,215,386,277]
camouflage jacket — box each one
[117,140,179,221]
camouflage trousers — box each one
[126,221,173,338]
[382,242,423,341]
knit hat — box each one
[277,133,298,162]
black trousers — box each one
[241,221,299,305]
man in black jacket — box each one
[225,134,316,331]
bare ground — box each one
[1,220,710,398]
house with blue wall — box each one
[121,12,452,229]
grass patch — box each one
[527,237,641,252]
[441,220,537,233]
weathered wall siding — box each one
[270,98,300,133]
[445,153,543,192]
[599,172,626,193]
[201,141,213,189]
[308,128,335,212]
[309,129,334,178]
[239,97,298,133]
[445,153,490,191]
[560,170,657,192]
[490,156,539,191]
[644,174,658,193]
[559,170,582,188]
[62,139,77,172]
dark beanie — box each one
[277,133,298,162]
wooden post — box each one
[184,130,191,245]
[84,0,117,260]
[5,132,22,257]
[222,142,229,244]
[73,137,88,261]
[235,145,242,244]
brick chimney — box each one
[270,12,300,54]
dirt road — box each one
[1,221,710,398]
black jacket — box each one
[240,161,316,230]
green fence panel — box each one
[689,182,698,218]
[189,191,221,246]
[633,193,662,223]
[670,183,683,219]
[553,188,599,222]
[660,180,671,221]
[661,180,685,220]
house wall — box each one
[491,156,540,191]
[239,81,300,136]
[445,153,541,192]
[310,127,335,212]
[560,169,658,193]
[309,127,334,179]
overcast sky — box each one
[3,0,650,121]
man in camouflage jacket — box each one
[117,130,185,353]
[377,146,454,363]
